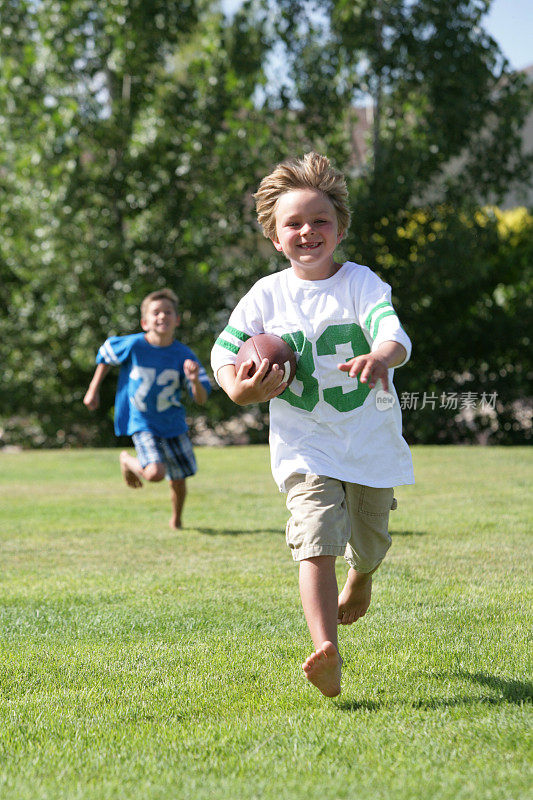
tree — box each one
[266,0,532,443]
[0,0,530,446]
[0,0,278,445]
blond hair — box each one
[140,288,179,319]
[254,152,351,240]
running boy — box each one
[84,288,211,529]
[211,153,414,697]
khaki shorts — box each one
[285,473,397,573]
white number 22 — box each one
[130,366,182,412]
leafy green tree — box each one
[0,0,278,445]
[383,206,532,444]
[0,0,530,446]
[274,1,531,204]
[266,0,532,443]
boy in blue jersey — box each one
[84,288,211,529]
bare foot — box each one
[119,451,143,489]
[169,517,182,530]
[302,641,342,697]
[338,568,372,625]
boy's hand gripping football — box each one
[219,359,287,406]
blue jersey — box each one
[96,333,211,438]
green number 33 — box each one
[281,323,371,413]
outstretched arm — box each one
[83,363,111,410]
[217,359,287,406]
[337,341,407,393]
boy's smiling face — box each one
[272,188,343,280]
[141,298,179,345]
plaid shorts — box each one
[132,430,197,481]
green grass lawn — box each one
[0,446,531,800]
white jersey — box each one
[211,261,414,491]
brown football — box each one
[234,333,297,386]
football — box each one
[234,333,297,387]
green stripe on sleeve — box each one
[371,309,398,339]
[215,337,240,354]
[224,325,250,343]
[364,301,392,330]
